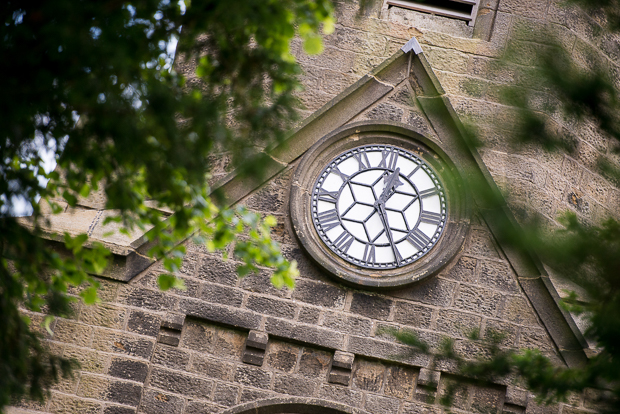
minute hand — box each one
[374,168,403,266]
[376,202,402,266]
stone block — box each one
[393,277,457,307]
[393,301,433,329]
[501,296,540,326]
[138,389,184,414]
[385,365,417,399]
[418,368,440,390]
[240,269,291,298]
[406,109,435,139]
[180,320,218,353]
[184,401,221,414]
[53,319,93,347]
[243,330,270,366]
[108,357,149,382]
[161,313,185,331]
[189,354,234,380]
[347,335,431,367]
[365,394,401,414]
[352,359,385,392]
[274,374,317,396]
[518,328,555,352]
[179,253,198,277]
[79,303,127,329]
[471,385,505,414]
[349,292,393,320]
[484,320,519,347]
[149,367,214,398]
[468,228,501,259]
[213,382,240,406]
[298,348,332,378]
[119,287,178,312]
[265,340,299,372]
[444,256,477,282]
[234,365,273,389]
[199,282,245,307]
[436,309,482,338]
[77,373,142,407]
[158,328,181,347]
[322,312,373,336]
[48,393,102,414]
[291,279,346,309]
[401,401,443,414]
[213,327,247,360]
[63,345,108,374]
[244,172,290,214]
[298,307,321,324]
[265,318,344,349]
[91,329,155,360]
[103,405,136,414]
[424,46,469,74]
[317,383,364,407]
[454,285,502,317]
[389,84,416,106]
[127,310,161,337]
[506,386,529,407]
[246,295,296,319]
[180,298,261,330]
[364,102,404,122]
[197,254,239,286]
[240,388,274,403]
[151,345,191,370]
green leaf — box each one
[158,274,186,291]
[303,35,324,55]
[43,316,55,336]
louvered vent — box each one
[387,0,480,26]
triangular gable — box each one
[215,37,589,368]
[24,36,589,367]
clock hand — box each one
[377,167,402,206]
[375,201,402,267]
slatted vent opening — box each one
[387,0,480,26]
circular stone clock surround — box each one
[290,122,470,289]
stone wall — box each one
[11,167,587,413]
[11,1,618,413]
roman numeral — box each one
[406,165,421,178]
[362,244,376,263]
[334,232,354,253]
[318,189,339,203]
[406,228,431,250]
[317,210,340,231]
[331,166,350,181]
[420,211,442,225]
[418,188,438,198]
[379,148,399,170]
[353,152,370,171]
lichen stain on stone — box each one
[155,393,169,402]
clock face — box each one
[311,145,446,269]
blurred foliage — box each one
[0,0,337,409]
[388,1,620,412]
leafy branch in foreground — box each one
[1,0,334,409]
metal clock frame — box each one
[311,144,447,269]
[289,122,470,289]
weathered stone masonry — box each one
[11,0,619,413]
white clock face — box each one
[311,145,446,269]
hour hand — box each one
[377,167,402,206]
